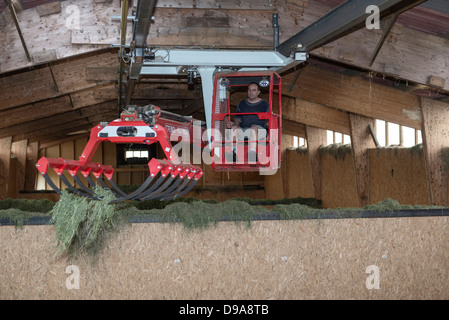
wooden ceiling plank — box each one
[0,66,58,111]
[300,1,449,92]
[286,96,350,135]
[70,85,117,109]
[31,121,109,145]
[0,0,447,96]
[50,50,117,94]
[0,51,117,110]
[0,95,73,129]
[0,100,116,139]
[283,64,422,129]
[38,133,90,150]
[0,0,119,73]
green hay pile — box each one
[0,208,48,228]
[0,198,54,213]
[50,193,270,260]
[50,188,130,260]
[318,143,352,161]
[0,198,54,228]
[273,198,445,220]
[118,199,267,231]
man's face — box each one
[247,84,260,101]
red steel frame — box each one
[36,71,283,199]
[210,70,282,172]
[36,106,204,196]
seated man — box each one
[226,82,268,162]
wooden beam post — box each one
[11,139,28,197]
[349,113,376,207]
[264,134,294,200]
[305,125,327,200]
[25,141,39,191]
[0,137,12,200]
[421,97,449,206]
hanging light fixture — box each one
[259,77,270,87]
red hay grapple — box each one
[35,105,203,202]
[36,71,282,202]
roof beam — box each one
[277,0,427,57]
[0,101,116,141]
[1,0,447,94]
[5,0,31,61]
[368,12,399,66]
[282,64,422,129]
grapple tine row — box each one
[36,156,203,202]
[35,105,205,203]
[161,167,203,200]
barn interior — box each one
[1,0,449,300]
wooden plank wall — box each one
[7,134,449,209]
[2,216,449,299]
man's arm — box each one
[233,101,243,127]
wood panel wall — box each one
[265,145,447,209]
[1,216,448,299]
[7,137,449,209]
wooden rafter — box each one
[5,0,31,62]
[0,0,447,94]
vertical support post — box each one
[25,142,39,190]
[0,137,12,200]
[197,66,216,146]
[118,0,130,113]
[272,13,279,49]
[11,139,27,197]
[306,125,327,200]
[264,134,293,199]
[349,113,376,207]
[421,97,449,206]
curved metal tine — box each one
[128,174,167,201]
[87,175,123,198]
[142,176,184,201]
[159,178,192,201]
[163,178,200,200]
[85,175,98,188]
[59,174,99,200]
[42,173,62,195]
[138,176,177,201]
[73,175,96,196]
[80,175,117,199]
[106,178,132,198]
[109,174,156,202]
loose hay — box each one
[50,188,129,260]
[124,199,268,231]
